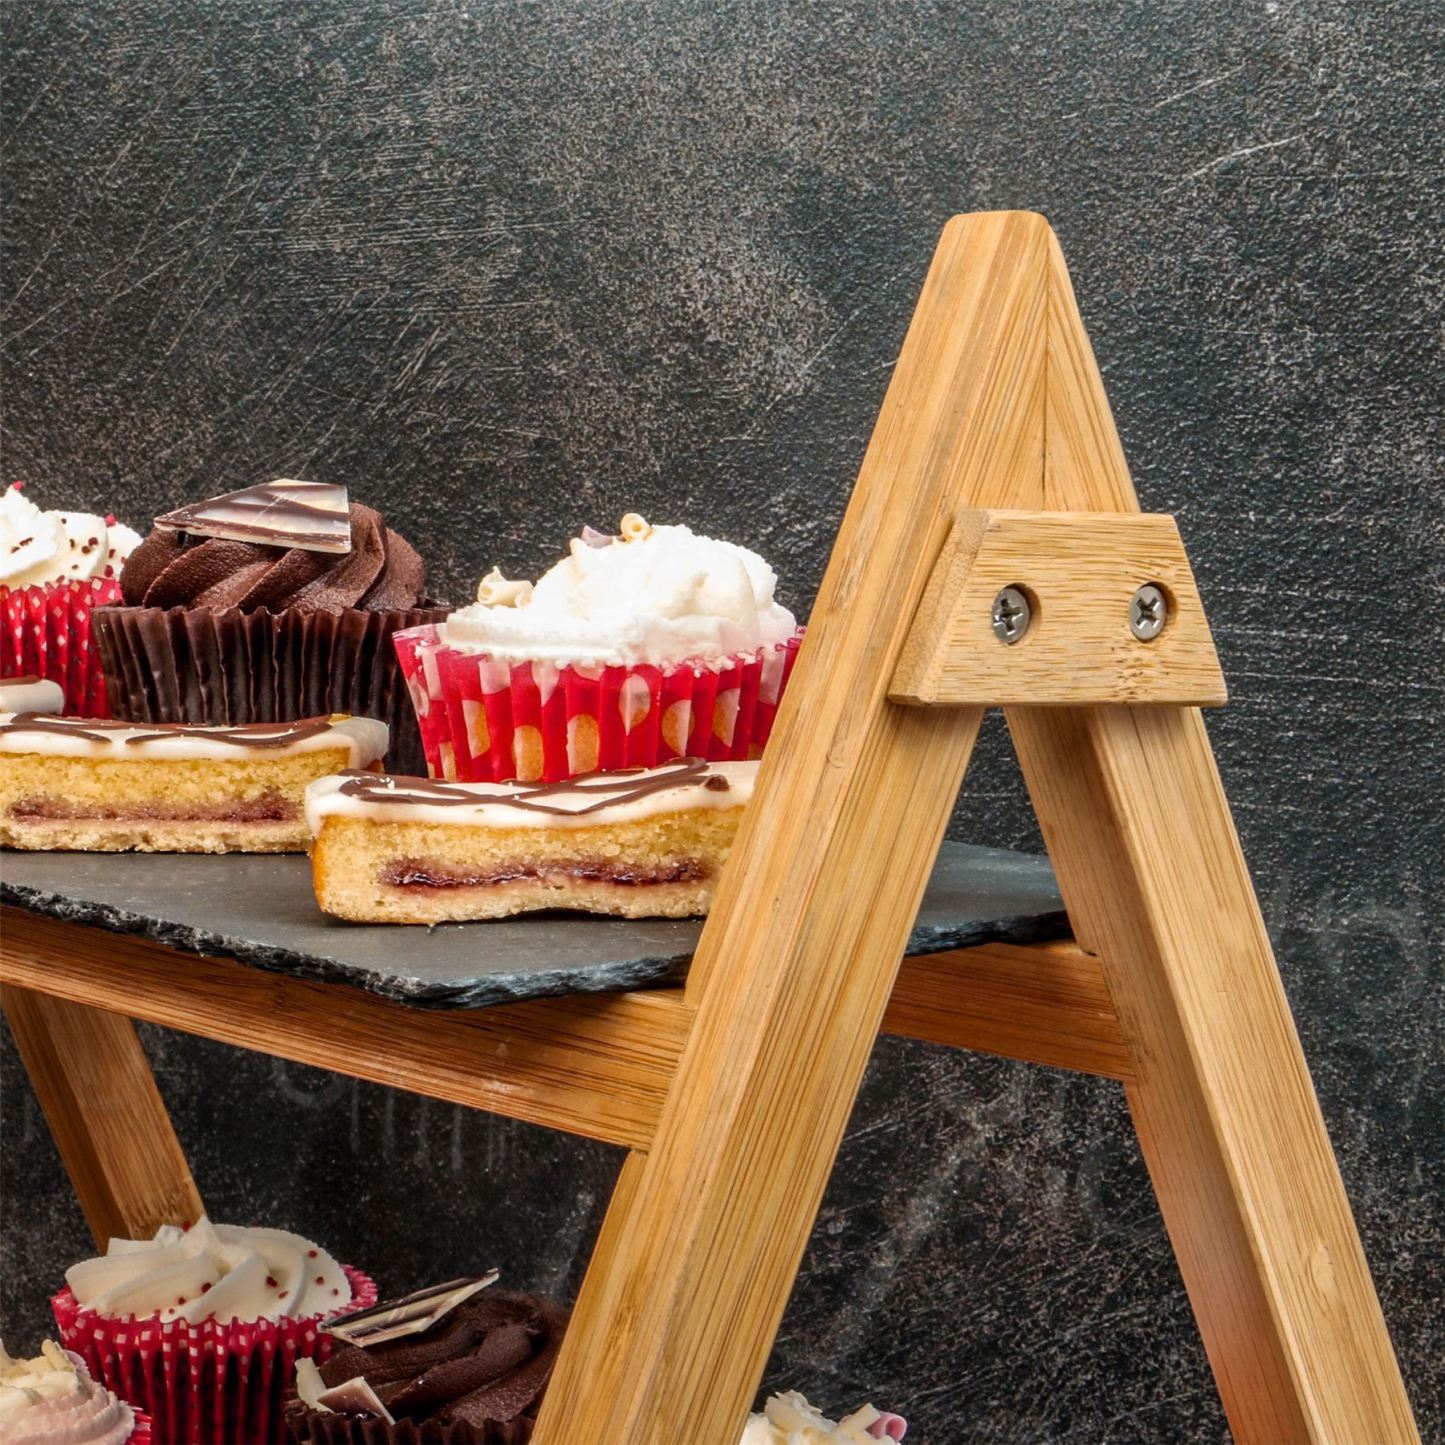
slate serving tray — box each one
[0,843,1068,1010]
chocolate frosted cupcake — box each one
[285,1278,567,1444]
[93,480,447,774]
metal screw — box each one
[991,586,1031,645]
[1130,583,1168,641]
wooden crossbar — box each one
[0,907,1129,1162]
[891,508,1226,706]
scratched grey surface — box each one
[2,2,1441,1440]
[0,843,1067,1008]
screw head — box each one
[991,586,1031,645]
[1130,583,1168,641]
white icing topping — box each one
[444,521,796,667]
[0,678,65,715]
[740,1392,903,1444]
[0,1340,136,1445]
[0,486,139,589]
[305,759,757,833]
[65,1218,351,1325]
[0,713,389,765]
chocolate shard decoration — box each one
[325,1271,501,1346]
[154,479,352,554]
[316,1375,395,1423]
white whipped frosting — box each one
[741,1392,905,1444]
[0,1340,135,1445]
[444,520,797,667]
[64,1218,352,1325]
[0,677,65,714]
[0,713,388,765]
[0,486,140,589]
[305,759,756,833]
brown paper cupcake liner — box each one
[93,604,448,776]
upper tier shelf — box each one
[0,843,1066,1011]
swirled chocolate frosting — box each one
[120,502,429,614]
[287,1291,567,1443]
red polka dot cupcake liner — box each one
[393,626,802,784]
[0,576,121,715]
[52,1265,376,1445]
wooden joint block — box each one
[890,508,1227,707]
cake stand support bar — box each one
[0,909,1133,1146]
[534,212,1417,1444]
[1,984,202,1245]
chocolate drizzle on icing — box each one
[154,479,352,553]
[0,712,340,749]
[336,756,731,818]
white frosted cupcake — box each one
[51,1217,376,1445]
[741,1390,907,1442]
[394,514,802,782]
[0,1339,150,1443]
[0,483,140,715]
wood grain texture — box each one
[0,919,1128,1141]
[0,907,690,1152]
[883,940,1132,1081]
[1,984,201,1246]
[991,230,1418,1442]
[535,210,1052,1445]
[891,508,1225,706]
[1011,705,1419,1443]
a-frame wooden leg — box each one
[1004,227,1416,1441]
[3,984,202,1245]
[1009,705,1416,1442]
[535,213,1046,1444]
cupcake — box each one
[284,1276,567,1443]
[52,1216,376,1445]
[92,478,447,774]
[742,1391,907,1443]
[0,483,141,715]
[394,513,802,783]
[0,1338,151,1443]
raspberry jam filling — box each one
[380,855,709,890]
[9,793,296,823]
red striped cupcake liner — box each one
[0,576,121,715]
[52,1265,376,1445]
[129,1406,154,1443]
[393,627,802,783]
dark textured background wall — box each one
[2,2,1441,1440]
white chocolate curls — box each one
[476,567,535,608]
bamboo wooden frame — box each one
[0,212,1417,1444]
